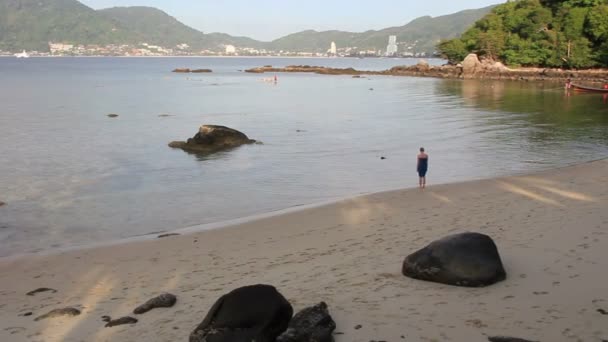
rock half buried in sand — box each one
[488,337,538,342]
[35,307,81,321]
[105,316,138,328]
[277,302,336,342]
[402,232,506,287]
[158,233,180,238]
[26,288,57,296]
[133,293,177,314]
[169,125,256,154]
[190,284,293,342]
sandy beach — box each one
[1,159,607,342]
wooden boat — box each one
[571,83,608,93]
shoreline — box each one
[1,159,607,341]
[4,157,605,262]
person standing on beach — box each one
[417,147,429,189]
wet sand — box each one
[1,159,607,341]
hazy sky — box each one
[80,0,503,41]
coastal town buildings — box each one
[225,45,237,55]
[1,36,431,58]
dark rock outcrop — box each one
[189,284,293,342]
[276,302,336,342]
[402,232,506,287]
[133,293,177,314]
[35,307,81,321]
[105,316,138,327]
[169,125,256,154]
[26,288,57,296]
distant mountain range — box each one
[0,0,494,54]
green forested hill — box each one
[269,6,495,54]
[0,0,137,51]
[0,0,260,52]
[98,7,263,50]
[438,0,608,67]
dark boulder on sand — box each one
[169,125,256,154]
[277,302,336,342]
[402,232,506,287]
[133,293,177,314]
[190,284,293,342]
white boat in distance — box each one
[15,50,30,58]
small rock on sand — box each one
[133,293,177,314]
[26,288,57,296]
[488,337,539,342]
[107,114,119,118]
[105,316,138,327]
[158,233,180,238]
[35,307,81,321]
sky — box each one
[80,0,504,41]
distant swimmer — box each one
[417,147,429,189]
[274,75,278,83]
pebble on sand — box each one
[34,307,81,321]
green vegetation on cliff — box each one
[438,0,608,68]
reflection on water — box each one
[0,58,606,256]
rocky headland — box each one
[246,54,608,82]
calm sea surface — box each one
[0,57,607,256]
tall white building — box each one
[329,41,337,56]
[386,35,398,56]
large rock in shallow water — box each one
[402,232,506,287]
[189,284,293,342]
[277,302,336,342]
[169,125,256,154]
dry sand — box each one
[1,160,607,342]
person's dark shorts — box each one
[418,168,427,177]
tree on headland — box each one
[437,0,608,68]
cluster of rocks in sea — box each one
[173,68,213,73]
[245,54,608,82]
[169,125,257,154]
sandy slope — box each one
[1,160,607,342]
